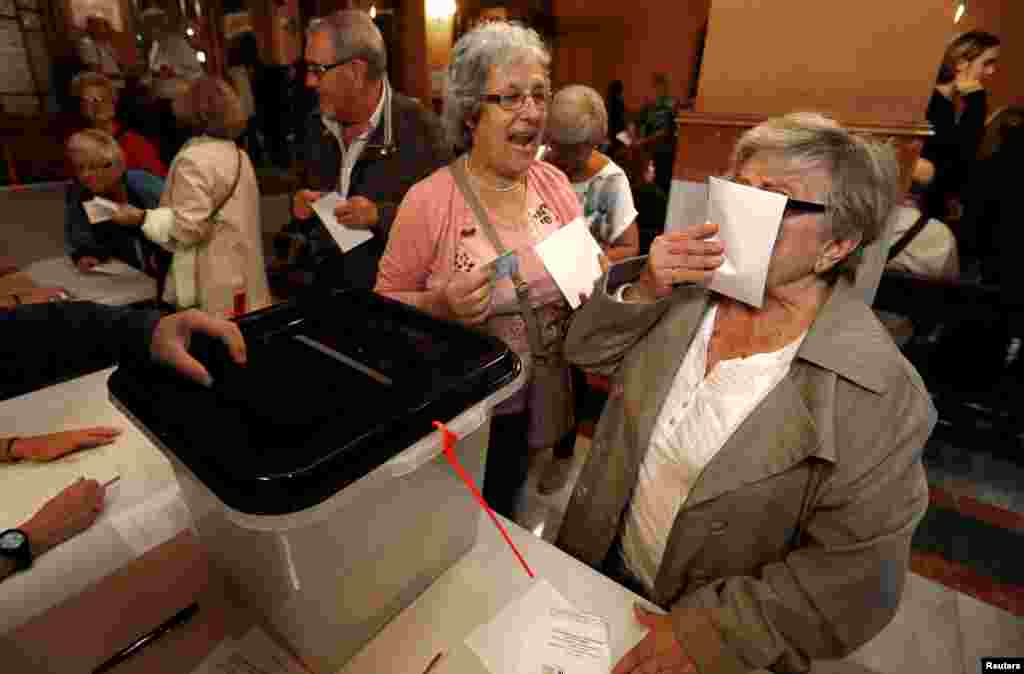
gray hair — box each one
[731,112,900,278]
[443,21,550,152]
[308,10,387,81]
[547,84,607,146]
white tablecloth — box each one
[0,369,188,632]
[25,256,157,306]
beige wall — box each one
[551,0,710,111]
[695,0,952,124]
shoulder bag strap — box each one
[209,144,243,224]
[450,157,549,361]
[887,212,930,261]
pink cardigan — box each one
[376,159,582,411]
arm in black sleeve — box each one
[956,90,988,166]
[0,302,159,399]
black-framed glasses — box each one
[305,59,353,78]
[480,89,551,112]
[720,177,828,215]
[783,197,828,215]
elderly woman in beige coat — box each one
[113,77,270,318]
[557,113,936,674]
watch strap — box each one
[0,528,32,571]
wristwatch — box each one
[0,529,32,572]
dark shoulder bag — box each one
[450,159,575,449]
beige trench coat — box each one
[556,259,936,674]
[143,136,270,317]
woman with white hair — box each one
[544,84,640,261]
[64,129,167,275]
[375,21,583,517]
[557,113,935,673]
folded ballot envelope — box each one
[705,176,788,308]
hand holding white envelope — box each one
[311,192,374,252]
[704,176,788,308]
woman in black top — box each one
[920,31,1001,224]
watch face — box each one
[0,529,27,550]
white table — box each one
[0,368,187,633]
[25,256,157,305]
[340,510,658,674]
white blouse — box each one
[620,303,806,592]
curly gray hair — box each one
[308,10,387,81]
[731,112,900,278]
[443,21,550,152]
[547,84,607,146]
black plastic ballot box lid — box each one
[108,290,522,516]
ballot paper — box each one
[519,608,611,674]
[87,259,139,276]
[534,217,604,309]
[83,196,120,224]
[191,626,310,674]
[705,176,788,308]
[311,192,374,252]
[466,578,611,674]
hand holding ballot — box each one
[631,223,725,301]
[444,265,493,327]
[334,195,379,230]
[612,606,696,674]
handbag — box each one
[450,158,575,449]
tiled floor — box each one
[510,434,1024,674]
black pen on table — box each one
[92,602,199,674]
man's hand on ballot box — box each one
[149,309,247,387]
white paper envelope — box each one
[311,192,374,253]
[83,197,119,224]
[706,176,787,308]
[534,217,604,309]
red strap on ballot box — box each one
[433,421,535,579]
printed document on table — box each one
[312,192,374,252]
[534,217,604,309]
[467,578,612,674]
[518,607,611,674]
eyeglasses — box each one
[81,95,108,104]
[480,89,551,112]
[783,197,828,215]
[723,177,828,215]
[305,59,353,78]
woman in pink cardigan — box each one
[375,22,582,517]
